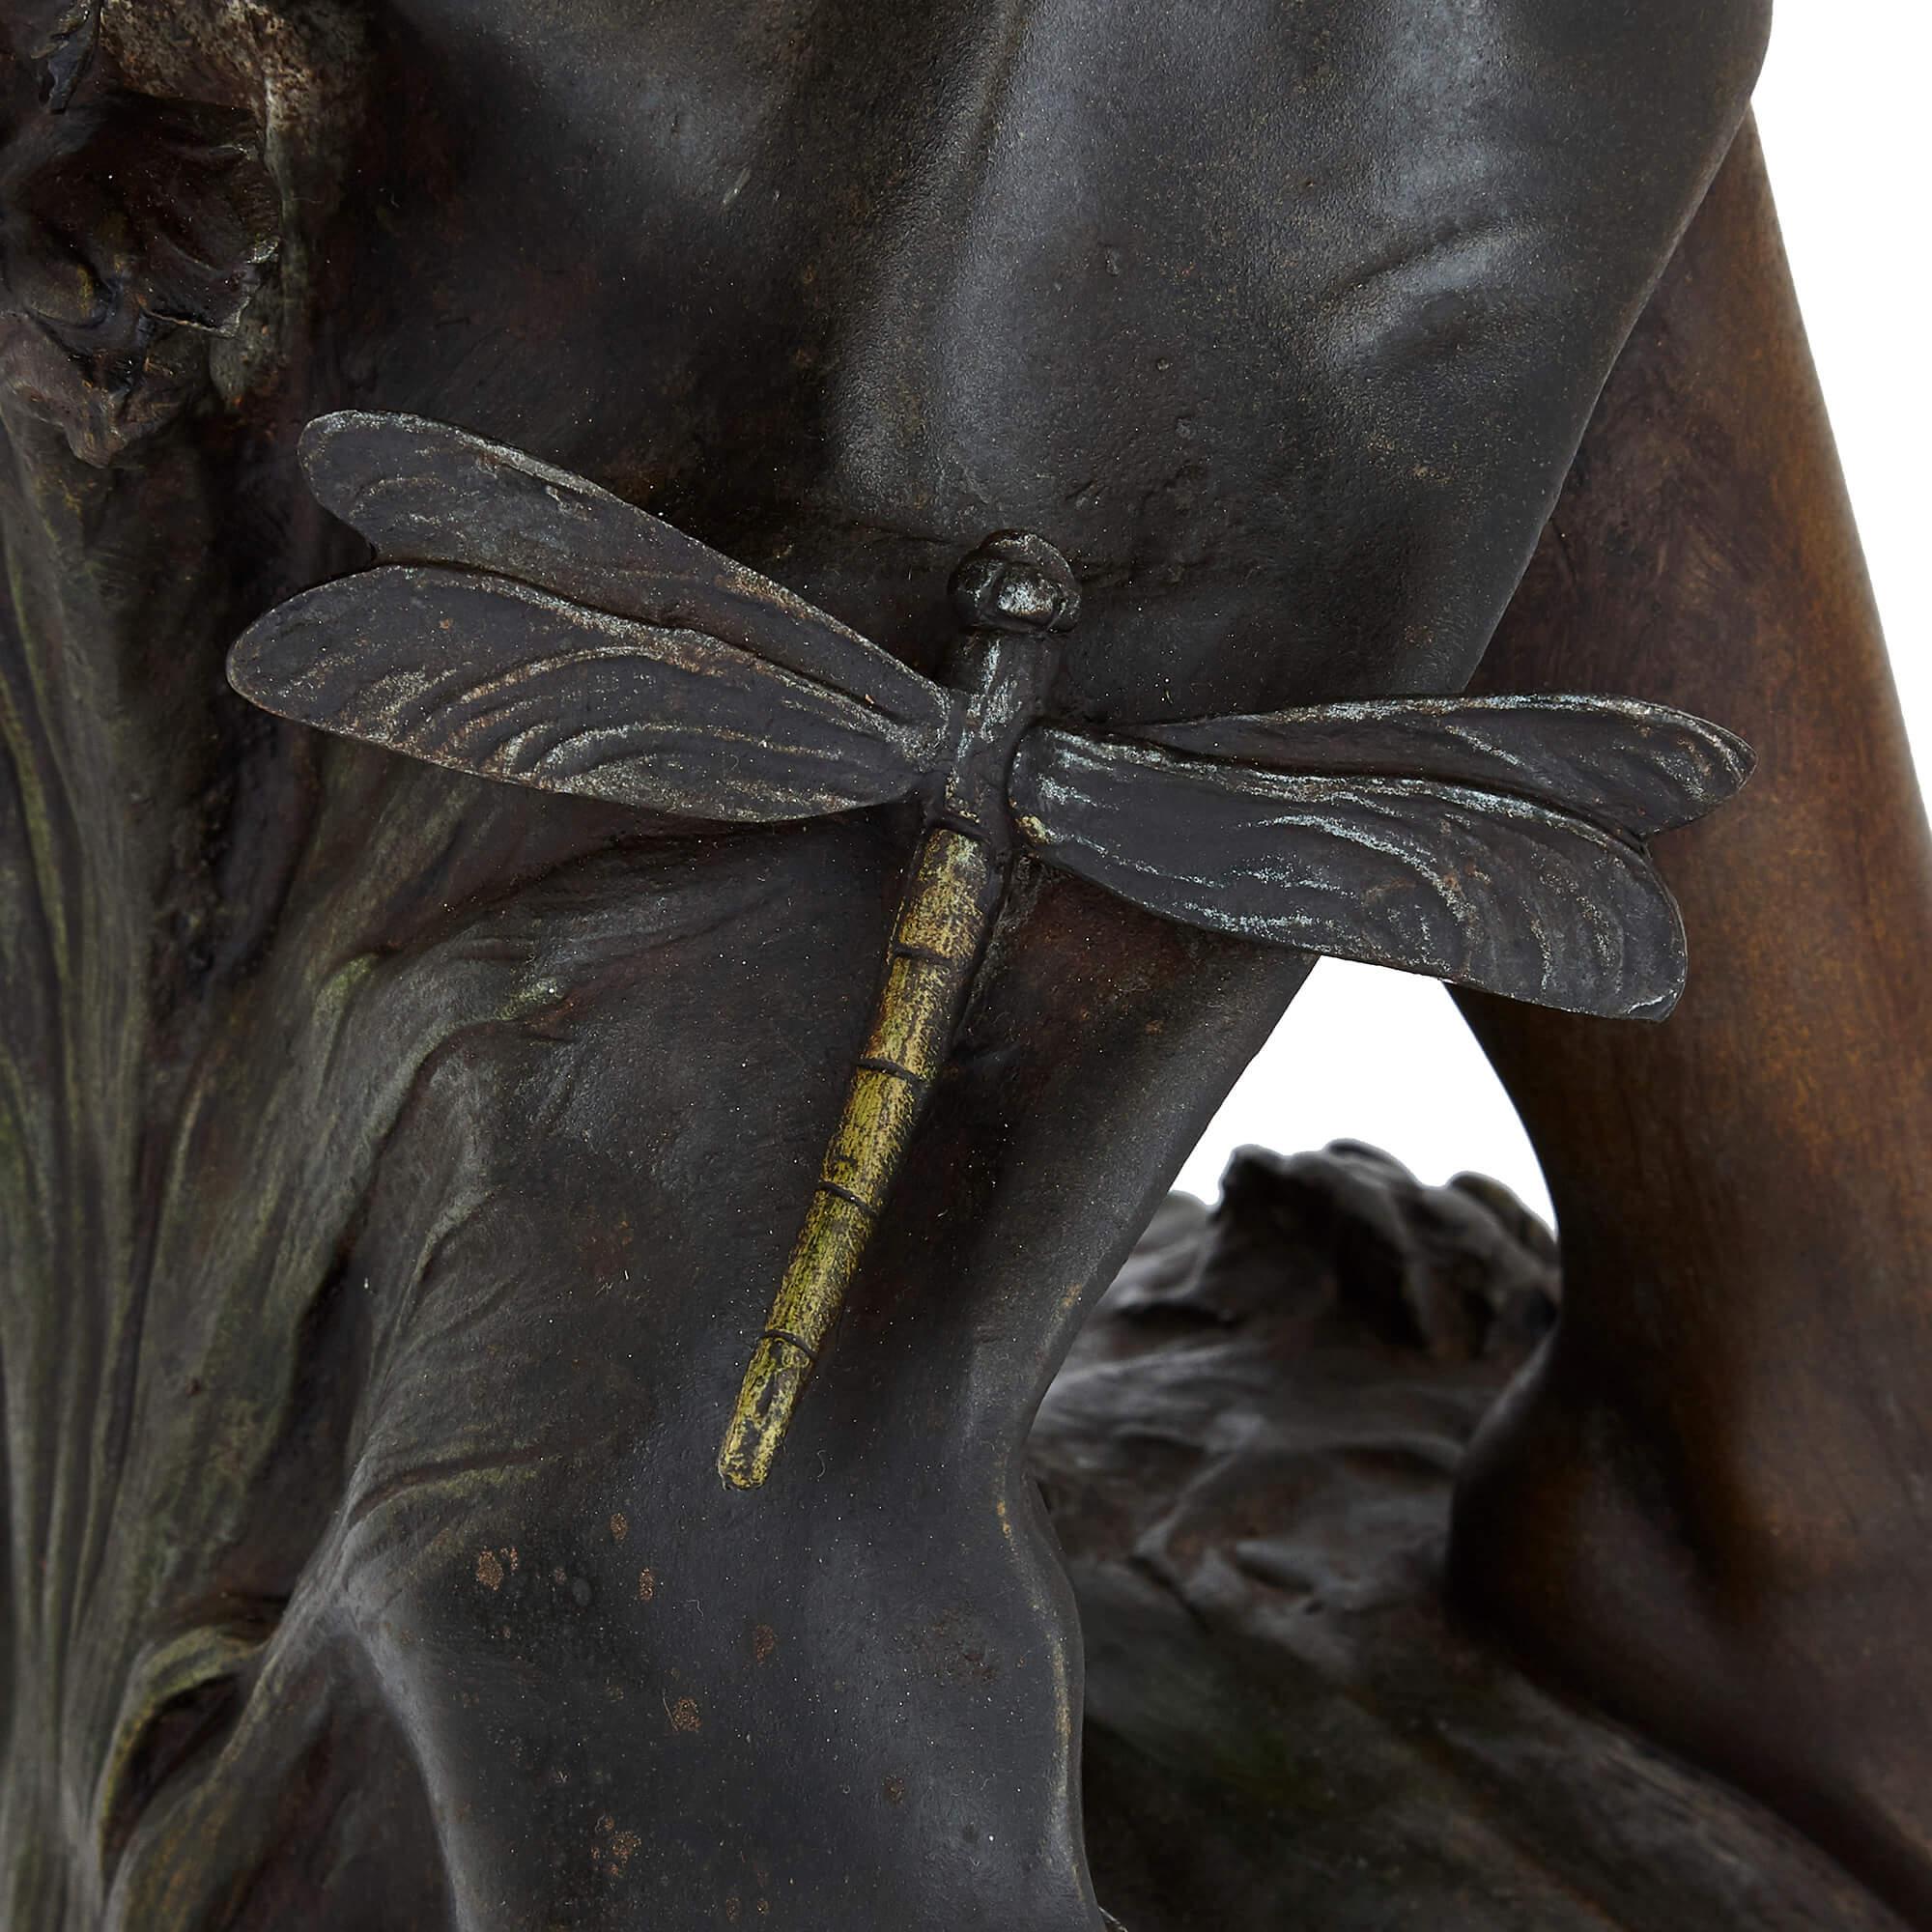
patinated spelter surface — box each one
[30,0,1932,1925]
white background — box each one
[1175,12,1931,1221]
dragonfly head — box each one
[951,531,1081,637]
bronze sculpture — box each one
[5,0,1930,1926]
[227,411,1747,1485]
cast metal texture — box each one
[229,411,1751,1482]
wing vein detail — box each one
[231,565,952,825]
[1011,726,1691,1018]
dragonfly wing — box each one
[1009,727,1692,1018]
[1142,694,1752,838]
[230,564,952,823]
[298,411,953,734]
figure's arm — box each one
[1449,116,1932,1924]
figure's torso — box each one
[341,0,1766,717]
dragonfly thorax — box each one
[935,532,1079,844]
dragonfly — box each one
[228,412,1753,1491]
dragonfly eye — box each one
[951,531,1081,636]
